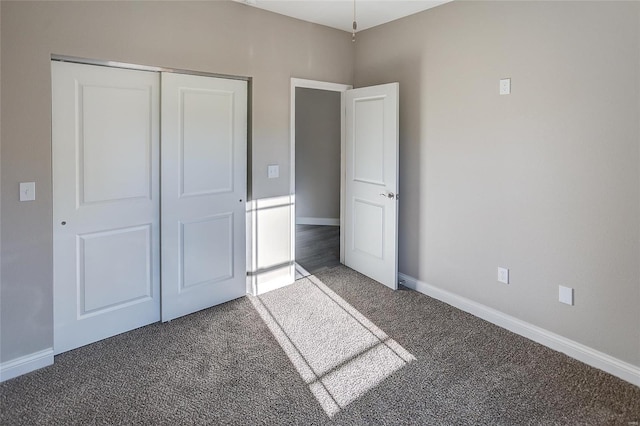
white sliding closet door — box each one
[161,73,248,322]
[52,61,161,354]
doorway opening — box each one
[290,79,351,279]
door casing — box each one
[290,78,400,290]
[290,78,352,270]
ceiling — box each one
[233,0,451,33]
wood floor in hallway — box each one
[295,224,340,278]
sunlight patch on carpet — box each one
[249,274,415,417]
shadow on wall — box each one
[249,274,415,417]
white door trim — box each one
[290,78,352,272]
[51,54,250,82]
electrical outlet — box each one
[497,267,509,284]
[499,78,511,95]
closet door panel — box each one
[52,61,160,354]
[161,73,247,322]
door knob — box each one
[380,192,395,199]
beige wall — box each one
[2,0,639,375]
[0,0,353,362]
[295,88,341,221]
[356,1,640,366]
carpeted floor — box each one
[1,265,639,425]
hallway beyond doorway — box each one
[295,225,340,279]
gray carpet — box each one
[1,265,639,425]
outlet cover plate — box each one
[19,182,36,201]
[267,164,279,179]
[559,285,574,305]
[498,267,509,284]
[500,78,511,95]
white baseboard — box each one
[0,348,54,382]
[296,217,339,226]
[398,273,640,388]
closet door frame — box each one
[51,54,252,346]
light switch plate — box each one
[559,285,574,306]
[20,182,36,201]
[268,164,279,179]
[500,78,511,95]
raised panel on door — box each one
[352,198,385,259]
[80,85,152,204]
[181,214,234,289]
[79,225,153,314]
[181,89,234,196]
[345,83,399,290]
[161,73,247,322]
[353,98,386,185]
[52,61,160,354]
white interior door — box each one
[161,73,247,322]
[52,61,160,354]
[344,83,399,289]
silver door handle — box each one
[380,192,395,199]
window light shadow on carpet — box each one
[249,275,415,417]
